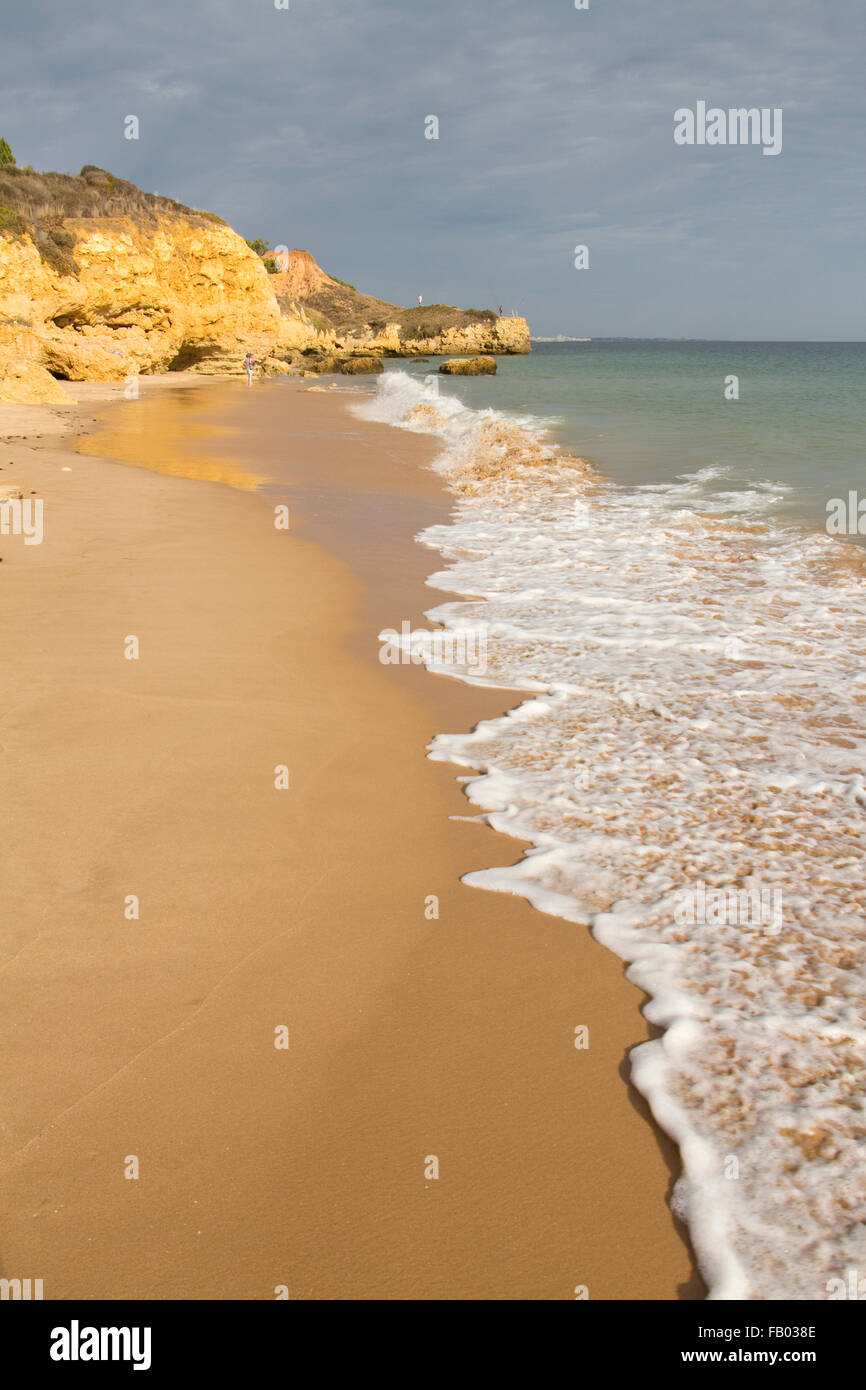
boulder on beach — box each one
[439,355,497,375]
[339,356,384,375]
[0,357,73,404]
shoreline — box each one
[0,373,703,1299]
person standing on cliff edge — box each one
[499,305,503,316]
[243,351,254,385]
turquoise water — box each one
[389,341,866,539]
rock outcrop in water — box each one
[339,355,384,375]
[0,165,529,402]
[439,355,497,375]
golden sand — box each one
[0,376,702,1299]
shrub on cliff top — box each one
[35,225,79,277]
[0,163,222,233]
[0,203,28,236]
[395,304,499,339]
[47,225,76,251]
[0,199,78,274]
[245,239,284,273]
[0,138,15,167]
[0,163,229,279]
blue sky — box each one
[3,0,864,337]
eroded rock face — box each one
[277,305,330,354]
[352,319,527,357]
[0,216,288,394]
[439,355,497,375]
[268,249,336,299]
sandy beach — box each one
[0,375,702,1300]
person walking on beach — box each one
[243,351,255,386]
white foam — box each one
[355,371,866,1300]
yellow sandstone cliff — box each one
[0,216,291,397]
[0,168,529,403]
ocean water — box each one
[353,343,866,1302]
[390,342,866,539]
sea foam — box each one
[354,370,866,1301]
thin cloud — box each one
[0,0,863,335]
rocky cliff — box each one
[0,165,529,402]
[269,248,530,359]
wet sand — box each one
[0,375,703,1299]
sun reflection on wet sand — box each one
[76,385,266,492]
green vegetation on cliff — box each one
[279,275,499,339]
[0,163,230,279]
[0,164,225,242]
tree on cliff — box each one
[245,236,282,274]
[0,137,16,166]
